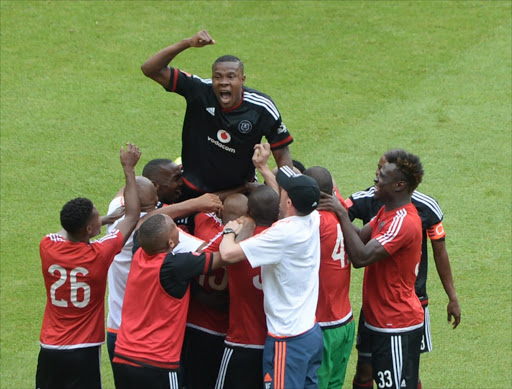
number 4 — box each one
[331,224,347,268]
[48,265,91,308]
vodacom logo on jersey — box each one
[217,129,231,144]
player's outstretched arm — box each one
[318,192,388,268]
[141,30,215,88]
[431,239,461,328]
[101,206,125,226]
[140,193,223,225]
[116,143,141,245]
[253,143,279,194]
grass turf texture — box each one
[1,1,510,388]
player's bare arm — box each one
[116,143,141,245]
[219,220,250,264]
[138,194,223,228]
[271,145,293,169]
[319,192,388,268]
[253,143,279,194]
[431,239,461,328]
[100,206,125,226]
[141,30,215,88]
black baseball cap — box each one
[276,166,320,215]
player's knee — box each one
[353,360,373,386]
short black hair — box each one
[303,166,333,195]
[248,185,280,227]
[60,198,94,234]
[384,149,424,192]
[213,55,244,73]
[142,159,173,181]
[139,214,169,253]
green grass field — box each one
[1,1,511,388]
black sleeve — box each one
[159,251,213,299]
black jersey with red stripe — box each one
[166,68,293,193]
[346,187,445,302]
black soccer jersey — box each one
[347,187,445,302]
[166,68,293,193]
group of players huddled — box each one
[36,30,460,389]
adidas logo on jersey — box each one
[206,107,215,116]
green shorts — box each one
[317,320,356,389]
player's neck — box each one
[60,229,90,243]
[384,195,411,212]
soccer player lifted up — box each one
[36,143,141,389]
[319,149,425,389]
[141,30,293,198]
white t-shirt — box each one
[106,198,204,331]
[239,211,321,337]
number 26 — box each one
[48,264,90,308]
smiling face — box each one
[212,61,246,109]
[156,163,183,204]
[376,154,387,177]
[373,162,401,201]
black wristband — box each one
[223,227,237,236]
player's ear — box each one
[168,238,176,251]
[394,180,406,192]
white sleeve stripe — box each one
[280,165,298,177]
[411,191,443,220]
[244,92,280,120]
[93,230,120,244]
[192,74,212,85]
[244,92,279,116]
[203,232,223,251]
[351,187,376,200]
[48,234,66,242]
[376,209,407,246]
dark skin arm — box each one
[431,239,461,328]
[100,206,125,226]
[318,193,389,268]
[141,30,215,88]
[253,143,279,194]
[115,144,141,245]
[271,145,292,170]
[134,193,223,230]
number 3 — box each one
[48,265,91,308]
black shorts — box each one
[182,326,225,389]
[369,327,422,389]
[35,345,101,389]
[112,362,180,389]
[215,345,263,389]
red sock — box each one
[417,379,422,389]
[353,379,374,389]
